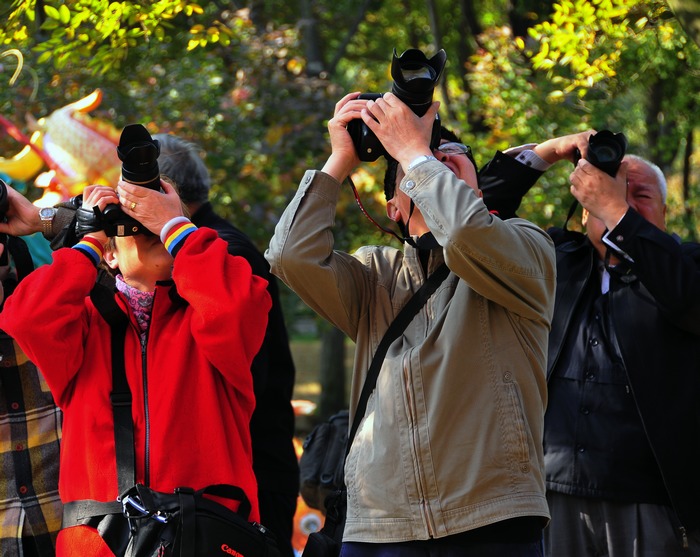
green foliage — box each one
[519,0,700,232]
[2,1,212,73]
[0,0,699,260]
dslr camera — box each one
[0,179,9,265]
[348,48,447,162]
[100,124,161,237]
[574,130,628,177]
[0,178,9,222]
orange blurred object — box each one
[291,401,324,555]
[0,89,121,202]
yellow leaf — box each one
[548,90,565,98]
[44,5,59,20]
[14,27,29,41]
[59,4,71,24]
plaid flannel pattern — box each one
[0,333,62,556]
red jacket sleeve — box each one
[171,227,272,387]
[0,248,97,406]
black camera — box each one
[0,179,9,266]
[574,130,628,177]
[0,179,9,222]
[348,48,447,162]
[101,124,161,237]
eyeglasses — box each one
[436,142,472,156]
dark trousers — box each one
[259,488,298,557]
[340,537,544,557]
[545,491,700,557]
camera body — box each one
[101,124,161,237]
[0,179,9,222]
[0,179,9,265]
[574,130,628,177]
[348,48,447,162]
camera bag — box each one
[302,263,450,557]
[299,409,349,512]
[60,284,279,557]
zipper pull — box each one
[680,526,688,549]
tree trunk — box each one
[425,0,454,121]
[327,0,380,77]
[682,128,697,241]
[319,324,347,420]
[299,0,326,77]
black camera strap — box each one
[563,198,579,233]
[62,284,135,541]
[346,262,450,455]
[6,235,34,281]
[89,283,136,494]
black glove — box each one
[75,201,103,239]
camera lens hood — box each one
[117,124,161,190]
[390,49,447,115]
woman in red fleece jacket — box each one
[0,180,271,556]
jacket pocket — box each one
[502,371,531,472]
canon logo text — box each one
[221,544,244,557]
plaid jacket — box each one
[0,332,62,556]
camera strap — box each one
[346,175,418,248]
[563,198,579,232]
[89,283,136,494]
[6,235,34,282]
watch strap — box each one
[40,209,55,237]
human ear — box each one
[103,247,119,271]
[386,200,401,222]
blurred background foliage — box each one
[1,0,699,408]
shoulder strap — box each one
[6,236,34,281]
[346,262,450,453]
[90,284,136,495]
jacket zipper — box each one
[141,333,150,486]
[140,288,155,488]
[402,325,436,538]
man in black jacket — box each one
[480,137,700,556]
[153,134,299,557]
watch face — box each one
[40,207,55,218]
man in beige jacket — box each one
[266,92,556,556]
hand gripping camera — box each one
[574,130,628,177]
[100,124,161,237]
[347,48,447,162]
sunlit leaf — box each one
[59,4,71,25]
[44,5,60,20]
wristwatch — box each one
[39,207,57,237]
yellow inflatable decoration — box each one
[0,89,121,203]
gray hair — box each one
[625,154,667,203]
[153,134,211,204]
